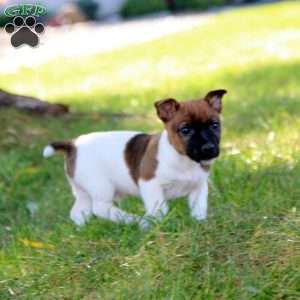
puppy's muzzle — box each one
[201,143,217,156]
[190,143,219,161]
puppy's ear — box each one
[204,89,227,113]
[154,98,180,122]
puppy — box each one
[43,89,226,227]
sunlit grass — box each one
[1,1,300,299]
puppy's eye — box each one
[179,126,192,136]
[211,122,220,130]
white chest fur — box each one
[155,131,209,200]
[138,130,210,221]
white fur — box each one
[43,145,55,158]
[45,130,210,227]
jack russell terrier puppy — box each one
[43,89,227,227]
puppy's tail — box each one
[43,141,74,158]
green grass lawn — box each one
[1,1,300,299]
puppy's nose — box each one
[201,143,215,154]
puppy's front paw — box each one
[138,218,151,230]
[70,208,91,226]
[191,212,207,222]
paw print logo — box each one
[5,16,45,48]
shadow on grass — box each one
[219,60,300,135]
[212,155,300,215]
[49,59,300,137]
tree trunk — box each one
[0,89,69,116]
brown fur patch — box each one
[125,133,160,183]
[66,146,76,178]
[50,141,77,177]
[166,99,220,155]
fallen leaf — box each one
[20,239,54,250]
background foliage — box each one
[121,0,258,17]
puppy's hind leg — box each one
[88,182,142,225]
[69,181,93,226]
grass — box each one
[1,1,300,298]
